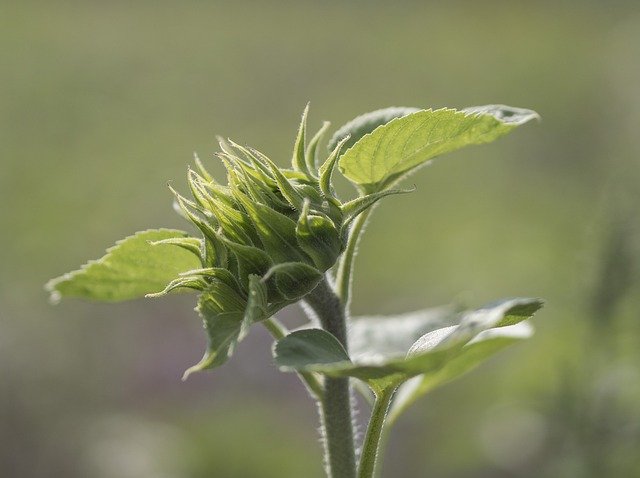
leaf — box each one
[274,328,350,371]
[183,280,246,379]
[327,106,420,153]
[338,105,539,191]
[389,322,534,422]
[46,229,201,303]
[274,298,542,395]
[348,305,457,362]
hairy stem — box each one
[336,209,371,310]
[358,389,395,478]
[305,280,357,478]
[264,318,323,399]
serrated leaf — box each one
[46,229,201,303]
[275,298,542,395]
[327,106,420,153]
[338,105,539,191]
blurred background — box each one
[2,1,640,477]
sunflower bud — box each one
[166,106,409,374]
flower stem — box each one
[358,389,395,478]
[305,280,357,478]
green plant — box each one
[47,104,543,478]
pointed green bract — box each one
[46,229,200,303]
[340,187,414,231]
[239,274,269,340]
[338,105,539,191]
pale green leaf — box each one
[327,106,420,153]
[275,298,542,395]
[338,105,539,191]
[46,229,201,303]
[348,305,457,362]
[389,322,534,422]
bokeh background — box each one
[2,1,640,477]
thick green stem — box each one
[336,209,371,309]
[358,389,395,478]
[305,280,357,478]
[264,318,323,399]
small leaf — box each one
[46,229,201,303]
[274,328,350,371]
[183,280,246,379]
[338,106,539,191]
[327,106,420,153]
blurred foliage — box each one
[2,1,640,477]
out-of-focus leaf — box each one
[389,321,534,422]
[275,298,542,395]
[348,305,457,362]
[46,229,200,303]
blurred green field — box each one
[2,1,640,477]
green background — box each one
[2,1,640,476]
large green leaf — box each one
[274,298,542,395]
[46,229,201,302]
[338,105,539,191]
[327,106,420,153]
